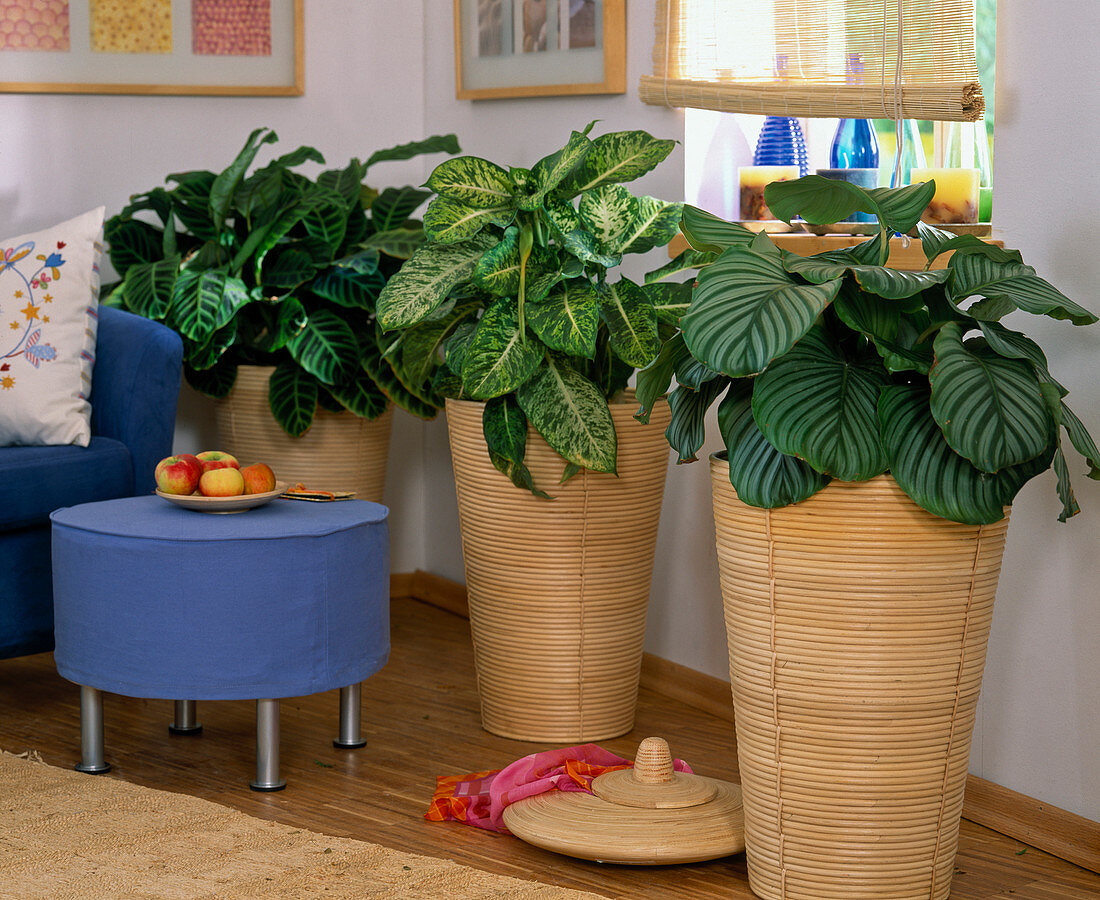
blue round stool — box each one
[50,495,389,791]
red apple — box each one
[240,462,277,495]
[199,467,245,497]
[196,450,240,472]
[155,455,203,495]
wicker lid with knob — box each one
[501,737,745,865]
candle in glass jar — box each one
[910,167,980,224]
[739,165,800,220]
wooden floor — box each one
[1,597,1098,900]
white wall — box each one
[8,0,1094,822]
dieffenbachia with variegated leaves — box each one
[376,124,684,495]
[636,175,1099,524]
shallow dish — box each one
[738,220,805,234]
[155,482,289,514]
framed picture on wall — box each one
[454,0,624,100]
[0,0,303,96]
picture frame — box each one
[0,0,303,96]
[453,0,624,100]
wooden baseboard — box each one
[393,570,1100,874]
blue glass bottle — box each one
[829,55,879,169]
[753,55,809,176]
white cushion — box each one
[0,207,105,447]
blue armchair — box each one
[0,306,183,659]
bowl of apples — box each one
[154,451,287,513]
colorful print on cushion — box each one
[1,238,70,393]
[0,206,103,448]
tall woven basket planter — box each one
[213,365,393,503]
[709,455,1009,900]
[447,395,672,743]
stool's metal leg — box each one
[250,699,285,792]
[169,700,203,735]
[75,685,111,774]
[333,683,367,749]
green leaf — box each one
[184,316,237,370]
[426,156,516,209]
[268,360,318,437]
[666,380,726,464]
[423,195,514,244]
[915,221,1023,266]
[472,226,521,296]
[676,354,722,390]
[752,326,888,481]
[880,382,1049,524]
[316,159,364,207]
[286,308,358,385]
[399,300,479,387]
[1052,448,1081,523]
[619,196,685,255]
[578,184,638,251]
[362,134,461,171]
[680,206,755,253]
[644,247,716,284]
[783,252,949,299]
[1060,402,1100,480]
[635,333,691,424]
[105,217,169,277]
[210,127,278,231]
[527,279,600,359]
[558,130,676,196]
[833,285,900,343]
[557,227,622,268]
[598,278,660,368]
[765,176,935,234]
[681,233,842,377]
[328,369,389,420]
[949,254,1097,325]
[310,265,385,309]
[121,256,180,320]
[170,270,251,342]
[167,170,220,242]
[262,247,318,289]
[360,226,425,260]
[360,341,439,419]
[516,354,617,473]
[184,357,237,398]
[642,279,694,325]
[483,396,550,498]
[522,129,592,211]
[371,186,433,232]
[377,235,491,330]
[461,299,543,399]
[717,380,829,508]
[929,323,1054,472]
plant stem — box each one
[518,223,534,341]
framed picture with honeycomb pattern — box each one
[0,0,302,95]
[454,0,624,100]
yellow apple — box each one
[199,467,245,497]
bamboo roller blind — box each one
[639,0,985,121]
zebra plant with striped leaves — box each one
[102,127,460,435]
[376,123,684,495]
[637,175,1099,524]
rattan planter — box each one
[709,454,1009,900]
[213,365,393,503]
[447,395,672,742]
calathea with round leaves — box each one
[637,175,1099,524]
[376,124,683,495]
[102,127,460,436]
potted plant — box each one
[637,176,1099,900]
[102,127,459,500]
[376,123,684,742]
